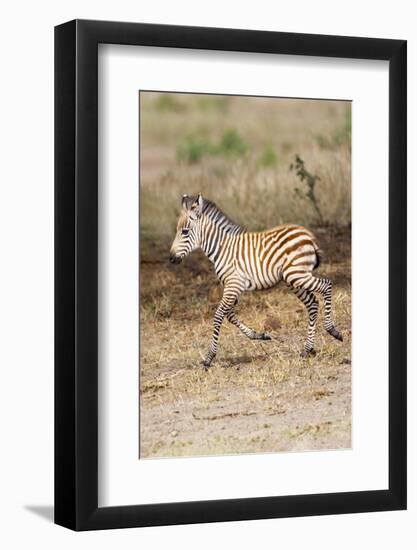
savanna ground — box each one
[139,92,351,458]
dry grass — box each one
[140,228,351,458]
[139,92,351,458]
[140,92,351,240]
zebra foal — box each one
[169,193,342,369]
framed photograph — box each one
[55,19,406,530]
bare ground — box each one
[139,226,351,458]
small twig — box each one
[192,410,257,421]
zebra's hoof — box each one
[327,327,343,342]
[202,361,211,371]
[259,332,272,340]
[301,349,316,358]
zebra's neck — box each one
[199,201,245,263]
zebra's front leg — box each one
[226,310,272,340]
[203,287,241,369]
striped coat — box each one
[170,194,342,368]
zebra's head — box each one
[169,193,203,264]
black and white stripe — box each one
[170,194,342,368]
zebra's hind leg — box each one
[292,287,319,357]
[313,278,343,342]
[226,310,272,340]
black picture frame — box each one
[55,19,407,531]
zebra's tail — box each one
[313,243,323,270]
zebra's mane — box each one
[202,198,246,235]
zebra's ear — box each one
[195,193,203,214]
[181,194,188,209]
[192,193,203,216]
[189,193,203,219]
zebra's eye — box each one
[181,228,190,237]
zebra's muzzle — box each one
[169,254,182,264]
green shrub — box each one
[177,129,247,164]
[197,96,228,113]
[177,136,213,163]
[316,108,351,149]
[258,146,278,168]
[333,108,351,146]
[216,129,247,156]
[155,93,185,112]
[315,134,331,149]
